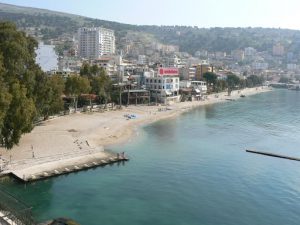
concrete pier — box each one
[3,153,129,183]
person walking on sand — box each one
[31,145,35,158]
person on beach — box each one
[31,145,35,158]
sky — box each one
[2,0,300,30]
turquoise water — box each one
[2,89,300,225]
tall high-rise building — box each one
[78,27,115,59]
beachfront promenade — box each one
[0,87,271,182]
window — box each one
[159,80,161,83]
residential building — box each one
[179,67,196,80]
[92,56,117,79]
[195,64,214,80]
[215,52,226,60]
[273,43,285,56]
[231,49,245,61]
[287,64,297,71]
[58,57,82,72]
[179,80,207,94]
[244,47,256,57]
[252,62,269,70]
[144,68,180,104]
[138,55,147,65]
[78,27,115,59]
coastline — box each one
[0,86,271,178]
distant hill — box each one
[1,2,300,54]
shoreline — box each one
[106,86,272,147]
[0,86,271,179]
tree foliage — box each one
[279,76,289,83]
[215,79,227,92]
[227,74,240,95]
[34,74,65,120]
[203,72,218,86]
[1,82,36,149]
[65,76,91,110]
[0,22,64,149]
[246,75,264,87]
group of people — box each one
[116,152,126,159]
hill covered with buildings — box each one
[2,2,300,55]
[2,2,300,82]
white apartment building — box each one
[144,68,180,104]
[179,80,207,94]
[138,55,147,65]
[78,27,115,59]
[244,47,256,57]
[252,62,269,70]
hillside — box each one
[1,2,300,54]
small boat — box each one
[240,94,246,97]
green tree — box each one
[239,79,247,89]
[80,63,92,77]
[246,75,263,87]
[279,76,289,83]
[90,69,112,107]
[0,22,38,148]
[203,72,217,92]
[35,74,65,120]
[80,63,103,78]
[0,57,12,134]
[215,79,227,92]
[0,22,67,148]
[65,76,91,110]
[227,74,240,95]
[0,81,12,141]
[2,82,36,149]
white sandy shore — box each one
[0,87,271,175]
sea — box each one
[1,89,300,225]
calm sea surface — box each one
[2,89,300,225]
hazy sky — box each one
[2,0,300,30]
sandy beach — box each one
[0,87,271,178]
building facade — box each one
[195,64,214,80]
[78,27,115,59]
[273,43,285,56]
[145,68,180,104]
